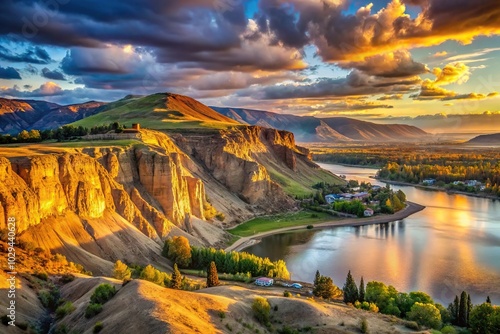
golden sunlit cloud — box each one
[432,51,448,58]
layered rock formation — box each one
[0,128,335,273]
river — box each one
[246,163,500,305]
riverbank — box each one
[376,177,500,200]
[225,201,425,252]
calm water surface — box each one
[246,163,500,304]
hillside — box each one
[72,93,240,130]
[467,133,500,145]
[0,98,106,134]
[213,107,428,142]
[1,126,342,274]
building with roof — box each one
[254,277,274,287]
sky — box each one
[0,0,499,123]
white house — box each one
[364,208,374,217]
[255,277,274,287]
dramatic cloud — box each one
[251,70,421,100]
[0,45,52,64]
[378,94,404,100]
[432,51,448,58]
[41,67,66,81]
[260,0,500,62]
[0,66,22,79]
[413,62,498,101]
[339,50,428,78]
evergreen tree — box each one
[313,275,338,299]
[359,277,365,303]
[207,261,219,287]
[314,270,321,286]
[486,296,491,304]
[458,291,468,327]
[466,293,472,325]
[343,270,359,304]
[170,263,182,290]
[448,295,460,325]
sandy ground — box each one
[54,276,433,334]
[226,201,425,252]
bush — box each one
[360,318,369,333]
[90,284,116,304]
[85,303,103,318]
[306,225,314,229]
[440,326,457,334]
[403,320,420,330]
[55,301,75,319]
[283,291,292,297]
[215,212,226,221]
[408,302,442,329]
[252,297,271,324]
[218,311,226,319]
[60,274,75,284]
[38,288,60,310]
[93,321,104,333]
[34,271,49,281]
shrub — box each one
[440,326,457,334]
[34,271,49,281]
[360,318,369,333]
[218,311,226,319]
[408,302,442,329]
[55,301,75,319]
[1,315,9,326]
[90,284,116,304]
[38,288,60,310]
[403,320,420,330]
[113,260,132,281]
[306,225,314,229]
[93,321,104,333]
[368,303,379,313]
[60,274,75,284]
[85,303,103,318]
[215,212,226,221]
[54,324,69,334]
[252,297,271,324]
[283,291,292,297]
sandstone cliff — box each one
[0,128,339,274]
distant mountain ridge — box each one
[1,94,427,142]
[212,106,428,142]
[0,98,107,134]
[467,133,500,144]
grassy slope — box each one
[228,210,335,237]
[71,93,239,130]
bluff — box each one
[0,128,326,274]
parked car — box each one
[291,283,302,289]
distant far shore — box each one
[376,177,500,201]
[225,201,425,253]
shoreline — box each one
[376,177,500,201]
[225,201,425,253]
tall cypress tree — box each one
[314,270,321,286]
[458,291,468,327]
[207,261,220,287]
[486,296,491,304]
[359,277,365,303]
[448,295,460,325]
[466,293,473,327]
[170,263,182,290]
[343,270,359,304]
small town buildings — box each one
[255,277,274,287]
[364,208,374,217]
[352,192,369,200]
[325,194,343,204]
[371,185,382,190]
[423,178,436,185]
[466,180,480,187]
[123,123,141,133]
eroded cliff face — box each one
[171,126,307,210]
[0,128,312,273]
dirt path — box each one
[225,201,425,252]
